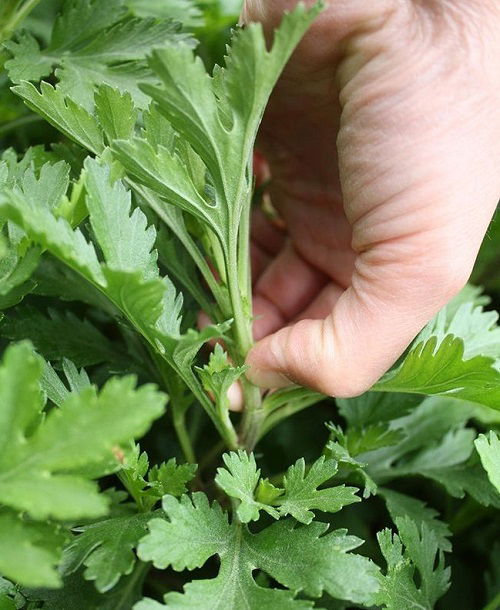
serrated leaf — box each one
[0,305,126,367]
[374,296,500,410]
[149,458,197,498]
[11,82,104,154]
[137,492,380,608]
[337,393,421,428]
[6,0,193,109]
[196,344,247,414]
[379,488,451,552]
[121,448,196,512]
[95,85,138,142]
[0,510,66,589]
[276,457,361,524]
[85,158,158,277]
[215,451,278,522]
[117,3,322,258]
[61,512,157,592]
[376,517,450,609]
[127,0,203,27]
[0,342,166,520]
[361,397,500,507]
[475,432,500,493]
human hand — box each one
[243,0,500,397]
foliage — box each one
[0,1,499,609]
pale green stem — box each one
[172,406,196,464]
[0,0,42,44]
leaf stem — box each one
[225,235,264,451]
[172,406,196,464]
[482,592,500,610]
[0,0,42,44]
[0,113,43,137]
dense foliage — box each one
[0,1,499,608]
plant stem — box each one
[0,0,42,44]
[172,407,196,464]
[226,238,264,451]
[482,593,500,610]
[0,114,43,137]
[114,561,150,610]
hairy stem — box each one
[226,224,264,452]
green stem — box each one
[482,592,500,610]
[226,240,263,451]
[0,114,43,138]
[257,395,320,441]
[0,0,42,44]
[172,407,196,464]
[114,561,150,610]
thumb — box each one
[245,247,473,397]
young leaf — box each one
[116,3,323,258]
[475,432,500,493]
[276,456,361,524]
[376,517,450,609]
[121,447,197,512]
[137,492,380,608]
[196,344,247,414]
[61,512,158,592]
[215,451,279,523]
[0,342,166,520]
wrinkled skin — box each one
[243,0,500,397]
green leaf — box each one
[0,306,126,367]
[25,568,144,610]
[11,82,104,154]
[148,459,197,498]
[196,344,247,414]
[0,510,66,588]
[338,393,421,428]
[0,174,105,284]
[137,492,380,608]
[360,397,500,507]
[85,158,158,277]
[127,0,203,27]
[374,297,500,410]
[0,576,24,610]
[5,0,193,109]
[116,3,322,254]
[376,517,450,609]
[325,430,378,498]
[61,512,157,592]
[94,86,138,143]
[379,488,452,552]
[475,432,500,493]
[0,342,166,520]
[276,457,361,524]
[215,451,279,522]
[121,447,197,512]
